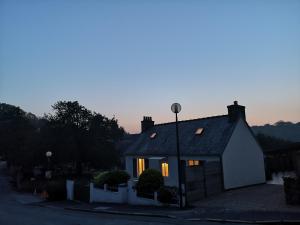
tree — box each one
[45,101,92,173]
[86,113,124,169]
[256,133,294,151]
[0,103,47,171]
[46,101,125,173]
[0,101,125,175]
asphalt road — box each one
[0,162,250,225]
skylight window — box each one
[150,132,157,139]
[195,128,204,135]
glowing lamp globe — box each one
[171,103,181,114]
[46,151,52,157]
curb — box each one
[30,203,300,223]
[64,207,177,219]
[187,218,300,224]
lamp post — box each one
[45,151,52,179]
[171,103,183,209]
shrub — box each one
[93,171,109,187]
[136,169,163,198]
[93,170,130,187]
[158,186,178,204]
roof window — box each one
[150,132,157,139]
[195,128,204,135]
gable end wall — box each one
[222,118,266,189]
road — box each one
[0,162,249,225]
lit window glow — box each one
[195,128,204,135]
[161,162,169,177]
[137,158,145,176]
[150,132,157,139]
[188,160,200,166]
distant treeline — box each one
[255,133,297,151]
[0,101,125,174]
[252,121,300,143]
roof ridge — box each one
[154,114,228,127]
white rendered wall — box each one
[222,119,266,189]
[125,155,219,187]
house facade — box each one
[124,101,266,201]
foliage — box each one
[0,101,125,176]
[46,101,124,173]
[157,186,178,204]
[93,171,110,186]
[93,170,130,187]
[0,103,43,168]
[256,133,294,151]
[252,121,300,143]
[136,169,164,196]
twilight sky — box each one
[0,0,300,133]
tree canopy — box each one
[0,101,125,173]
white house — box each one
[124,101,266,202]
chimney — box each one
[141,116,154,133]
[227,101,246,122]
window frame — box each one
[188,160,201,167]
[161,161,169,177]
[137,158,145,176]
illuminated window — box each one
[161,162,169,177]
[150,132,157,139]
[195,128,204,135]
[137,158,145,176]
[188,160,201,167]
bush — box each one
[93,170,130,187]
[93,171,109,187]
[45,179,66,201]
[158,186,178,204]
[136,169,163,198]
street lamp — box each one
[171,103,183,209]
[45,151,52,179]
[46,151,52,158]
[46,151,52,168]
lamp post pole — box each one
[45,151,52,179]
[171,103,183,209]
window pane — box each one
[137,158,145,176]
[161,162,169,177]
[188,160,200,167]
[188,160,194,166]
[195,128,204,135]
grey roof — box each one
[125,115,237,156]
[115,134,140,155]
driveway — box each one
[194,184,300,212]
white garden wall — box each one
[66,179,162,206]
[90,183,127,203]
[66,180,74,200]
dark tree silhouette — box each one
[0,101,125,175]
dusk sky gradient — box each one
[1,0,300,133]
